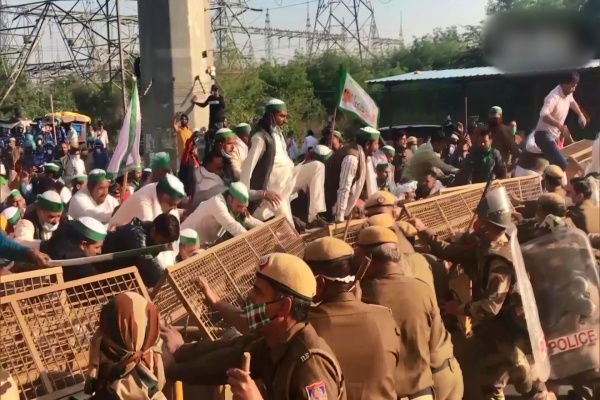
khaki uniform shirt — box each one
[308,292,400,400]
[361,273,444,397]
[169,322,346,400]
[402,252,456,368]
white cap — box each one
[180,228,200,246]
[312,145,333,157]
[44,162,60,172]
[360,126,380,135]
[158,173,186,199]
[73,216,108,242]
[266,99,285,106]
[228,181,250,205]
[38,190,63,212]
[1,206,20,225]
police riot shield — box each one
[508,224,552,382]
[521,227,599,381]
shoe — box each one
[293,216,306,233]
[306,216,328,230]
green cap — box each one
[37,191,64,213]
[88,169,107,184]
[357,126,380,141]
[215,128,235,142]
[72,216,107,242]
[133,166,142,172]
[381,145,395,155]
[151,152,171,170]
[265,99,286,113]
[180,228,200,246]
[235,123,251,134]
[71,175,88,186]
[376,163,391,172]
[158,174,186,200]
[332,130,343,139]
[9,189,21,198]
[1,206,20,225]
[489,106,502,115]
[227,181,249,205]
[44,163,60,172]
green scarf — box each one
[482,148,493,169]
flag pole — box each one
[121,170,129,202]
[328,108,337,150]
[50,95,57,143]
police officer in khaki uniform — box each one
[305,237,400,400]
[517,193,575,243]
[515,164,566,218]
[190,239,400,400]
[363,190,398,218]
[365,209,465,400]
[354,226,442,400]
[543,165,567,198]
[412,187,549,400]
[567,177,600,235]
[161,253,346,400]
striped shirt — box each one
[335,147,366,222]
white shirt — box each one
[335,146,367,222]
[301,135,318,155]
[109,183,180,268]
[68,187,120,224]
[67,128,78,149]
[95,129,109,148]
[196,166,225,194]
[231,137,248,179]
[535,85,575,140]
[63,155,86,186]
[180,193,263,245]
[287,137,299,161]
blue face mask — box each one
[244,298,281,331]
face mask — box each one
[220,148,232,159]
[244,298,279,331]
[512,127,517,135]
[448,144,456,155]
[411,145,418,153]
[42,222,59,232]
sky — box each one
[3,0,490,64]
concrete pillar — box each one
[137,0,214,169]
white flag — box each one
[107,79,141,179]
[337,66,379,128]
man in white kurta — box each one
[68,169,119,225]
[240,99,326,228]
[231,123,251,179]
[14,190,65,249]
[110,173,186,268]
[181,181,263,246]
[330,127,380,222]
[63,147,86,187]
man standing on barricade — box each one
[410,187,549,400]
[241,99,327,229]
